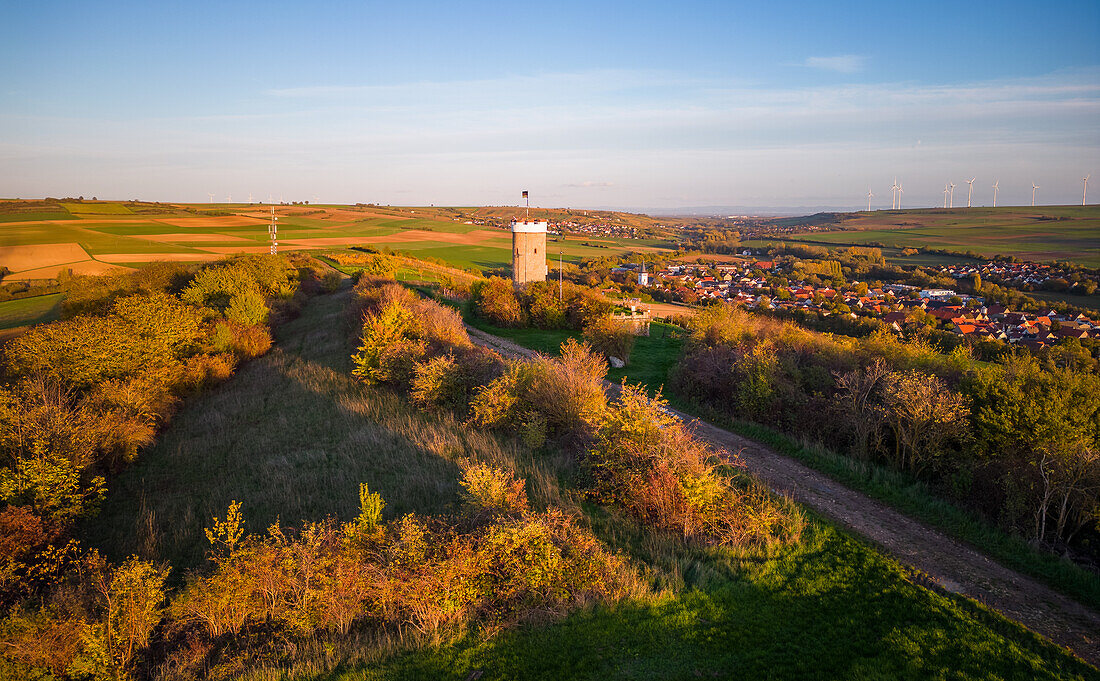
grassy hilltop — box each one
[77,281,1097,680]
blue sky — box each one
[2,1,1097,211]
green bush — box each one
[582,316,636,363]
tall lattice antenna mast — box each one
[269,206,278,255]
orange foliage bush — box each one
[168,488,636,667]
[209,320,273,359]
[588,384,803,547]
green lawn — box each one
[0,293,63,330]
[605,321,685,392]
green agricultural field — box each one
[782,206,1100,266]
[0,293,63,330]
[60,202,134,215]
[374,217,483,234]
[0,202,676,277]
[0,210,76,223]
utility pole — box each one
[559,249,563,302]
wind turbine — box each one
[207,192,214,204]
[966,178,976,208]
[992,180,999,207]
[227,194,232,204]
[891,178,899,210]
[866,189,874,212]
[1031,183,1039,207]
[248,192,253,204]
[949,182,957,208]
[897,183,903,209]
[1084,175,1091,206]
[943,183,950,209]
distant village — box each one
[613,258,1098,350]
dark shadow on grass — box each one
[79,290,484,577]
[317,523,1095,681]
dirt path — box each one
[465,324,1100,666]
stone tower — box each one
[511,219,548,285]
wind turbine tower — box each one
[207,192,214,204]
[943,183,950,209]
[966,178,976,208]
[248,192,253,204]
[891,178,899,210]
[1031,183,1039,207]
[897,183,903,209]
[227,194,232,204]
[949,182,957,208]
[866,189,874,212]
[1084,175,1091,206]
[992,181,999,207]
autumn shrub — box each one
[582,316,635,363]
[471,278,612,332]
[321,270,343,293]
[352,280,488,394]
[0,603,87,678]
[411,355,464,410]
[177,353,237,393]
[61,261,197,318]
[471,276,524,327]
[180,255,297,328]
[168,489,636,668]
[352,300,427,385]
[588,384,802,547]
[71,554,169,680]
[224,288,269,326]
[4,292,204,390]
[209,320,272,359]
[471,339,607,441]
[459,461,529,515]
[411,348,503,413]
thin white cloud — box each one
[803,55,867,73]
[3,67,1098,207]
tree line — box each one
[671,304,1100,556]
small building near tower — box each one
[638,262,649,286]
[511,219,548,285]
